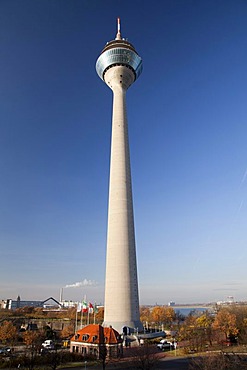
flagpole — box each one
[75,304,78,333]
[82,297,87,327]
[93,302,98,324]
[81,307,83,329]
[87,306,90,325]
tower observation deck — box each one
[96,20,142,83]
[96,19,143,334]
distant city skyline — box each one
[5,290,242,307]
[1,0,247,305]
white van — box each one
[41,340,55,350]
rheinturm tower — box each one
[96,18,143,333]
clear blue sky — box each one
[1,0,247,305]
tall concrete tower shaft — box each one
[96,19,143,333]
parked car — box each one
[157,340,176,350]
[41,340,55,350]
[0,347,11,356]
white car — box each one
[41,340,55,350]
[157,340,175,350]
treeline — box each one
[140,304,247,352]
[1,304,247,369]
[2,304,246,348]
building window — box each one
[82,334,89,341]
[82,347,87,355]
[92,335,98,342]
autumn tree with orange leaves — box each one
[61,324,75,339]
[212,309,238,340]
[22,330,45,370]
[0,320,17,344]
[140,307,152,325]
[151,306,175,327]
[95,306,104,323]
[23,329,45,348]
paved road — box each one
[60,356,191,370]
[157,356,191,369]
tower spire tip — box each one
[116,17,121,40]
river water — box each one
[174,306,214,316]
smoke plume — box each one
[64,279,98,288]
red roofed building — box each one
[70,324,123,359]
